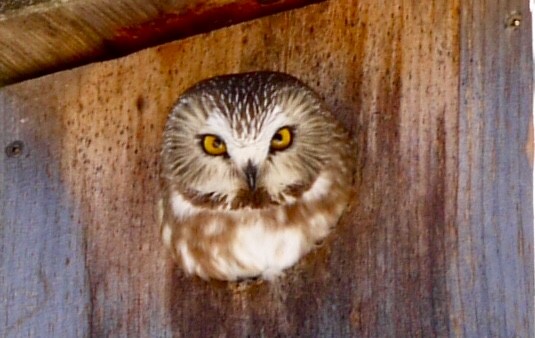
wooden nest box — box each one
[0,0,533,336]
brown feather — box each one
[160,71,356,281]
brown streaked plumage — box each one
[159,71,355,281]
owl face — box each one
[160,72,354,281]
[162,72,333,209]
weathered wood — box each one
[0,0,532,337]
[0,0,53,13]
[450,0,534,336]
[0,0,321,86]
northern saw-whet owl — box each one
[159,71,354,281]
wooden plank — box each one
[0,0,532,336]
[0,0,321,86]
[0,0,53,13]
[450,0,534,336]
[0,83,91,337]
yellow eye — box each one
[271,127,293,151]
[202,135,227,156]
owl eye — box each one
[270,127,293,151]
[202,135,227,156]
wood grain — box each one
[0,0,53,13]
[0,0,321,86]
[0,0,532,336]
[451,0,534,336]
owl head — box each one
[161,72,342,209]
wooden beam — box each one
[0,0,55,13]
[0,0,321,86]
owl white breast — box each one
[159,71,354,281]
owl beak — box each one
[243,161,258,191]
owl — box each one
[159,71,354,281]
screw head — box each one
[5,140,24,158]
[506,12,522,28]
